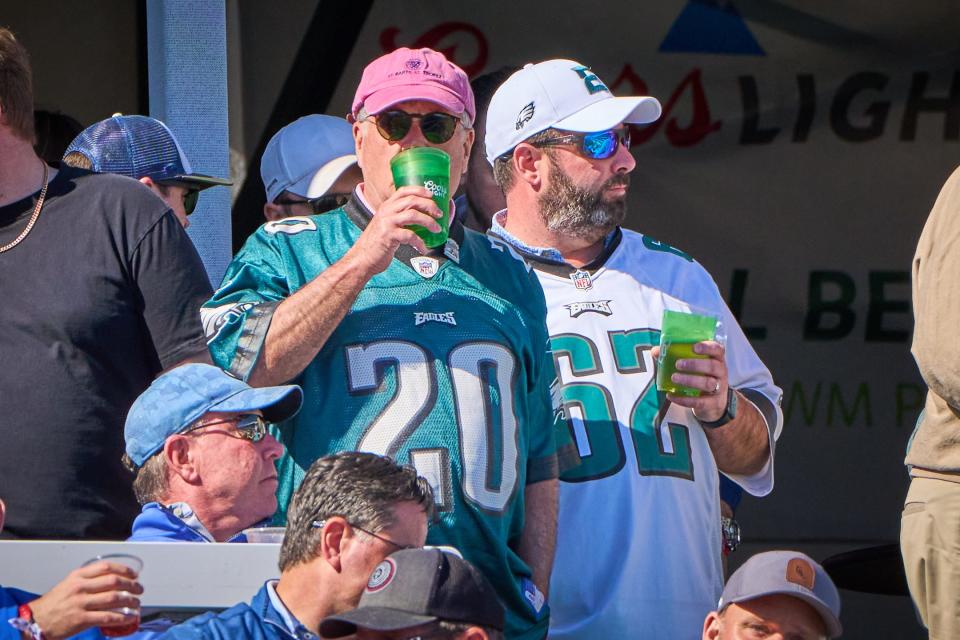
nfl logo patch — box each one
[570,269,593,290]
[410,256,439,278]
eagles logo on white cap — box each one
[484,59,662,165]
[366,557,396,592]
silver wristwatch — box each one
[721,516,741,554]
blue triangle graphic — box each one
[659,0,765,56]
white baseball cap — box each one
[484,59,662,165]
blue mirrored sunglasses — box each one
[535,128,631,160]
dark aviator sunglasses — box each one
[361,108,468,145]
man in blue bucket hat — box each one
[123,363,303,543]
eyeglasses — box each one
[275,193,350,214]
[534,128,631,160]
[311,519,418,552]
[360,108,468,144]
[184,414,268,442]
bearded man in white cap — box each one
[485,59,784,639]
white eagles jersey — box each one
[495,227,783,640]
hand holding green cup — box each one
[656,309,721,397]
[390,147,451,249]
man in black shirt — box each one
[0,27,214,539]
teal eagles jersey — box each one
[203,197,567,640]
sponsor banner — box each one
[329,1,958,540]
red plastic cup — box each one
[82,554,142,637]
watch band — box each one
[9,603,46,640]
[696,387,737,429]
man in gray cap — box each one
[124,363,302,543]
[260,114,360,221]
[702,551,842,640]
[321,548,505,640]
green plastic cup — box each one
[656,310,719,397]
[390,147,451,248]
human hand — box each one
[27,560,143,640]
[653,340,730,422]
[346,186,443,274]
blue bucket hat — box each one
[65,115,232,190]
[124,364,302,468]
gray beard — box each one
[536,156,629,241]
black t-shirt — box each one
[0,167,213,539]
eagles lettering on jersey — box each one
[204,197,568,640]
[490,225,784,640]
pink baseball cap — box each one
[352,47,476,122]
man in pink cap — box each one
[203,47,570,640]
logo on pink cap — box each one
[352,47,476,123]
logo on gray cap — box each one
[366,558,396,592]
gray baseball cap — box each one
[320,548,505,637]
[720,551,842,638]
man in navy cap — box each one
[63,114,232,229]
[124,363,302,543]
[260,114,361,221]
[702,551,842,640]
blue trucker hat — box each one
[124,364,303,468]
[719,551,842,638]
[65,115,232,190]
[261,114,357,203]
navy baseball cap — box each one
[124,364,302,468]
[261,114,357,203]
[64,115,232,190]
[320,548,505,637]
[720,551,842,638]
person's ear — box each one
[514,144,543,190]
[138,176,165,198]
[459,127,476,176]
[702,611,722,639]
[0,498,6,532]
[163,435,199,484]
[320,517,349,572]
[461,627,489,640]
[352,121,366,169]
[263,202,284,222]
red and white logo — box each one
[366,557,397,592]
[410,256,439,278]
[569,269,593,291]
